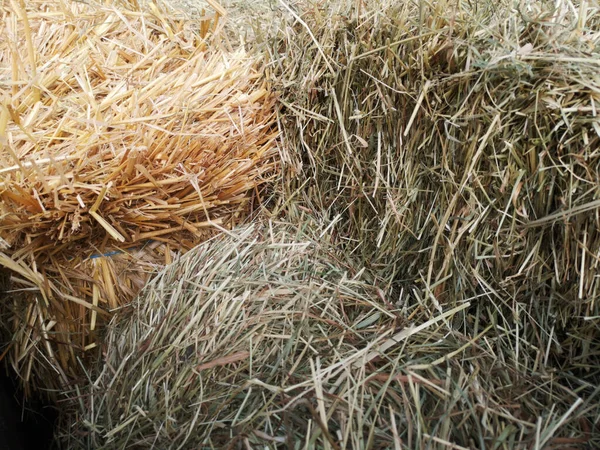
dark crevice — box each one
[0,372,57,450]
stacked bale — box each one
[8,0,600,447]
[266,0,600,447]
[0,0,277,394]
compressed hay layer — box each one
[0,0,277,394]
[57,221,402,449]
[266,0,600,447]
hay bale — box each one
[0,0,277,394]
[57,221,403,448]
[272,0,600,295]
[57,220,595,449]
[264,0,600,446]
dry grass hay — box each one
[0,0,277,395]
[57,220,597,449]
[262,0,600,447]
[57,221,404,449]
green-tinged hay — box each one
[265,0,600,447]
[56,221,402,449]
[0,0,278,395]
[57,220,597,449]
[272,0,600,299]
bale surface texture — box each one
[59,221,401,449]
[267,0,600,447]
[0,0,277,394]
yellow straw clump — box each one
[0,0,278,395]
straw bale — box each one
[0,0,277,394]
[56,221,404,449]
[264,0,600,446]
